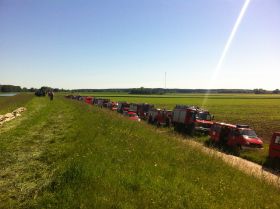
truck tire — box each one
[186,124,195,135]
[165,118,170,127]
[157,121,160,128]
[174,123,179,132]
[233,144,242,155]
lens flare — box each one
[202,0,251,106]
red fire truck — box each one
[148,108,173,127]
[129,103,154,119]
[209,123,263,149]
[269,132,280,159]
[84,96,94,104]
[93,98,110,107]
[117,102,130,114]
[172,105,214,134]
[107,101,118,111]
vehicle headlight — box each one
[243,135,249,139]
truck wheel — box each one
[190,129,194,135]
[186,124,195,135]
[165,119,170,127]
[174,123,179,132]
[157,122,160,128]
[233,144,242,155]
[153,119,157,126]
[178,124,183,133]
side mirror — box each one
[212,115,215,120]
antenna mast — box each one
[165,72,167,90]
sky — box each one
[0,0,279,89]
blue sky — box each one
[0,0,279,89]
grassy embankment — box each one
[78,93,280,165]
[0,95,280,208]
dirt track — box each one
[183,139,280,189]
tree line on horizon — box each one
[1,84,279,94]
[69,87,280,94]
[0,85,66,93]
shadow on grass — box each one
[203,139,241,156]
[204,139,280,175]
[262,158,280,174]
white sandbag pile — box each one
[0,107,27,125]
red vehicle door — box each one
[269,132,280,158]
[227,129,238,147]
[185,110,194,125]
[209,123,221,142]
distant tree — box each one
[29,88,37,92]
[130,87,151,94]
[40,86,52,93]
[273,89,280,94]
[22,87,28,92]
[0,85,22,92]
[253,88,266,94]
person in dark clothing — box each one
[48,91,54,101]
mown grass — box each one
[0,93,33,114]
[1,96,280,208]
[78,93,280,165]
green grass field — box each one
[0,94,33,114]
[77,92,280,164]
[0,94,280,208]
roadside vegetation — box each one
[0,95,280,208]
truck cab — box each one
[148,109,172,126]
[194,110,214,133]
[148,108,161,124]
[128,112,141,122]
[107,102,118,111]
[94,98,110,107]
[269,132,280,159]
[117,102,130,113]
[129,103,154,119]
[209,123,263,149]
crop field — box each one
[0,94,280,208]
[78,93,280,164]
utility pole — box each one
[165,72,167,90]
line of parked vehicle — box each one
[65,95,280,161]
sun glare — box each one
[202,0,251,106]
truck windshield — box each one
[240,130,257,138]
[196,112,212,121]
